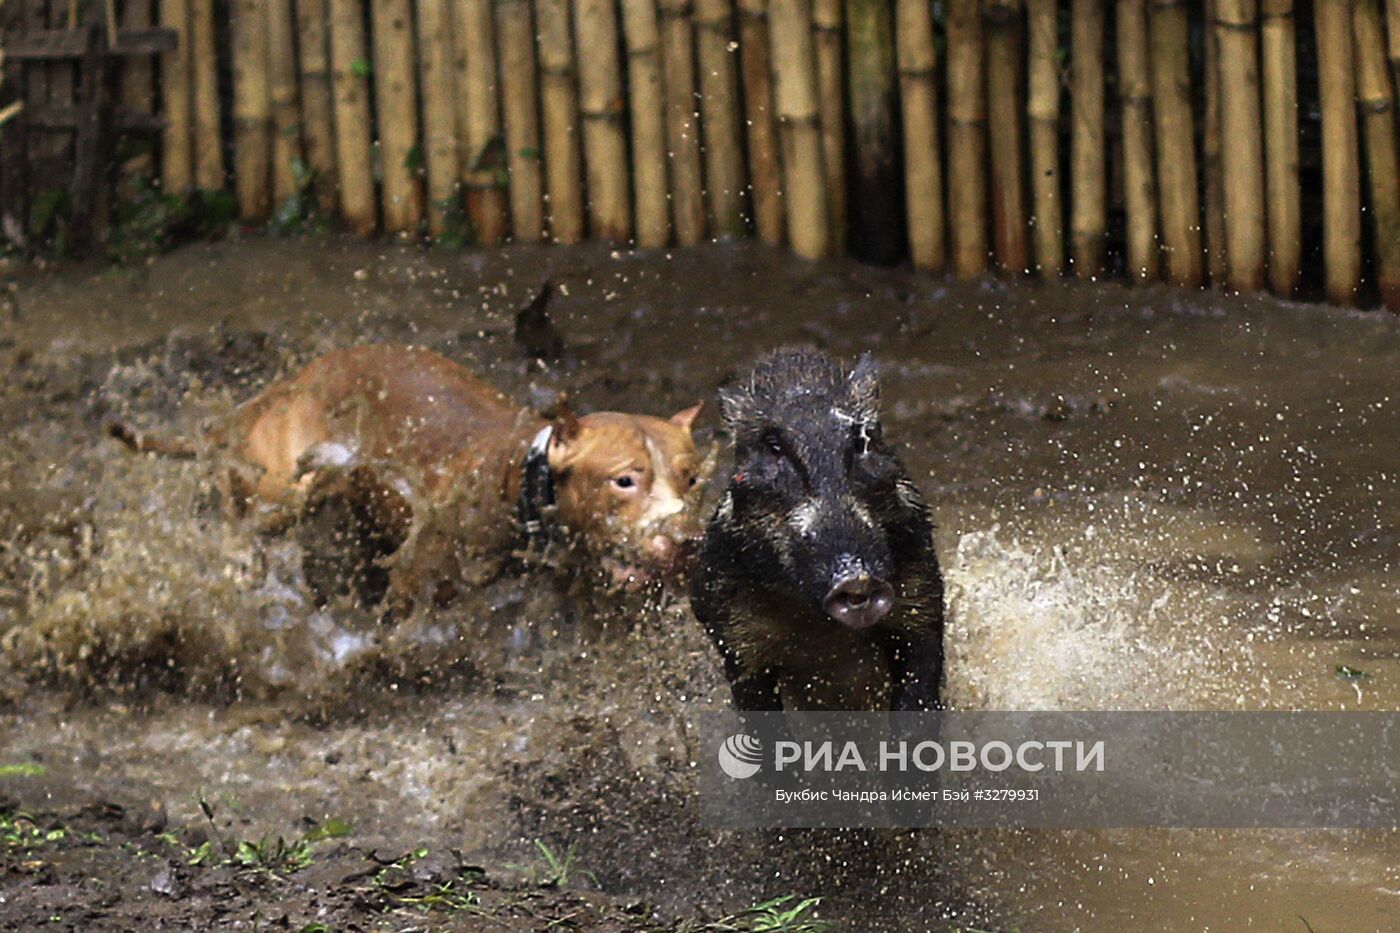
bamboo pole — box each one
[417,0,459,237]
[1148,0,1203,286]
[1117,0,1158,281]
[1389,0,1400,88]
[813,0,846,248]
[1026,0,1062,277]
[659,0,706,245]
[695,0,748,238]
[297,0,339,214]
[267,0,303,207]
[846,0,903,264]
[190,0,225,190]
[497,0,545,241]
[45,0,74,177]
[621,0,671,247]
[737,0,784,244]
[1070,0,1105,278]
[1354,0,1400,311]
[985,0,1028,276]
[329,0,377,234]
[1260,0,1300,295]
[535,0,585,243]
[453,0,509,244]
[1215,0,1266,291]
[158,0,193,194]
[896,0,944,272]
[769,0,832,259]
[120,0,155,177]
[577,0,633,241]
[1202,0,1227,284]
[1315,0,1361,305]
[371,0,423,234]
[232,0,272,219]
[945,0,987,278]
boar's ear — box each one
[847,352,881,418]
[717,385,752,431]
[669,402,703,432]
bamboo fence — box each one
[6,0,1399,311]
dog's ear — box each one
[550,395,582,446]
[669,402,703,432]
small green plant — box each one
[189,794,351,875]
[724,895,832,933]
[0,810,66,851]
[0,762,46,778]
[530,839,594,888]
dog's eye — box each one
[613,475,636,489]
[764,434,783,457]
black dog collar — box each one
[517,424,556,542]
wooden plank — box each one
[5,28,177,59]
[23,104,166,132]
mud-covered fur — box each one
[691,349,944,711]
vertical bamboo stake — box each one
[621,0,671,247]
[813,0,846,248]
[1261,0,1300,295]
[1026,0,1062,277]
[738,0,784,244]
[535,0,585,243]
[158,0,193,194]
[1215,0,1266,291]
[417,0,459,237]
[1070,0,1105,278]
[695,0,748,238]
[45,0,74,176]
[576,0,633,241]
[120,0,155,177]
[454,0,509,244]
[267,0,303,207]
[498,0,545,241]
[1202,0,1227,284]
[1315,0,1361,305]
[297,0,339,214]
[190,0,225,190]
[1149,0,1203,286]
[1389,0,1400,88]
[1117,0,1158,281]
[329,0,377,234]
[371,0,423,234]
[846,0,903,264]
[769,0,832,259]
[946,0,987,278]
[1354,0,1400,311]
[896,0,944,272]
[232,0,272,219]
[659,0,706,245]
[985,0,1028,276]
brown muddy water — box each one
[1,236,1397,931]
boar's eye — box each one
[764,433,784,457]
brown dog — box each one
[113,344,707,610]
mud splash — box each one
[2,236,1398,930]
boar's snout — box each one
[823,571,895,629]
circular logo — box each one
[718,733,763,780]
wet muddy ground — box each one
[1,236,1397,931]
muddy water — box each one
[1,237,1397,931]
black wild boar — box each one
[691,349,945,712]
